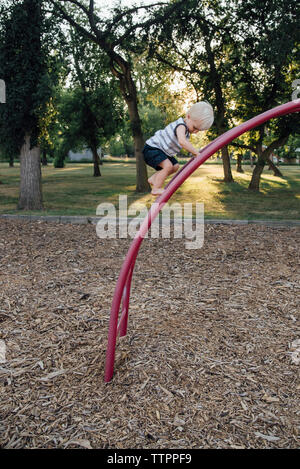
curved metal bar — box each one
[104,99,300,382]
[117,263,134,337]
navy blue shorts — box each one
[143,144,178,171]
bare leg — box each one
[148,173,157,186]
[151,160,179,195]
[171,163,180,174]
[149,162,179,186]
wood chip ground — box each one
[0,219,299,449]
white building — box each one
[68,148,102,162]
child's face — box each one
[185,115,202,134]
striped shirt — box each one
[145,117,190,157]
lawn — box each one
[0,161,299,220]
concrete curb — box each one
[0,213,299,227]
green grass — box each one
[0,162,299,220]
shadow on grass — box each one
[208,171,300,220]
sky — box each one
[92,1,169,27]
[95,0,167,9]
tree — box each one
[277,133,300,162]
[147,0,299,190]
[147,0,236,182]
[232,0,300,191]
[49,0,186,192]
[0,0,59,209]
[53,81,123,174]
[54,27,123,175]
[106,53,181,158]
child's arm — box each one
[176,125,200,157]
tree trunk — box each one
[91,143,101,177]
[18,133,43,210]
[111,54,150,192]
[236,153,244,173]
[266,158,283,177]
[248,133,289,191]
[221,145,234,182]
[9,155,14,167]
[248,155,265,191]
[41,149,48,166]
[126,97,150,192]
[120,135,133,157]
[203,37,234,184]
[248,130,265,192]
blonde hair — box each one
[187,101,214,130]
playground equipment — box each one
[104,99,300,382]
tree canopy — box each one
[0,0,299,206]
[0,0,62,208]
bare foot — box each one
[148,176,156,186]
[151,188,164,195]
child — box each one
[143,101,214,195]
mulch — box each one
[0,219,299,449]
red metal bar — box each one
[117,263,134,337]
[104,99,300,382]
